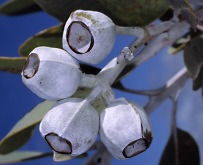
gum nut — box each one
[39,97,99,157]
[62,10,116,64]
[100,98,152,159]
[21,46,82,100]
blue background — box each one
[0,0,202,165]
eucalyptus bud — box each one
[39,98,99,157]
[100,98,152,159]
[63,10,116,64]
[22,46,82,100]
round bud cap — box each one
[22,46,82,100]
[63,10,116,64]
[39,98,99,157]
[100,98,152,159]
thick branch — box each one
[132,21,190,66]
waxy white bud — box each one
[100,98,152,159]
[22,46,82,100]
[39,98,99,157]
[63,10,116,64]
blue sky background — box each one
[0,0,202,165]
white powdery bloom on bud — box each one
[63,10,116,64]
[100,98,152,160]
[22,46,82,100]
[39,98,99,158]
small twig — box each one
[170,90,181,165]
[134,20,190,65]
[84,141,112,165]
[188,0,203,7]
[196,23,203,31]
[130,30,150,54]
[89,141,104,150]
[144,67,189,114]
[116,25,150,54]
[145,21,175,36]
[196,8,203,18]
[114,84,163,96]
[116,26,145,36]
[116,21,175,58]
[132,32,170,66]
[114,67,189,115]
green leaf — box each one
[19,24,63,57]
[98,0,169,26]
[33,0,168,26]
[0,150,86,164]
[0,0,41,15]
[0,100,56,154]
[0,151,52,164]
[184,37,203,91]
[159,128,200,165]
[0,57,101,76]
[0,57,26,74]
[0,125,36,155]
[33,0,123,25]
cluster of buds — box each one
[21,10,152,161]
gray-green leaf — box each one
[0,57,26,74]
[33,0,168,26]
[0,100,56,154]
[19,24,63,57]
[159,128,200,165]
[0,151,52,164]
[98,0,169,26]
[0,0,41,15]
[184,37,203,91]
